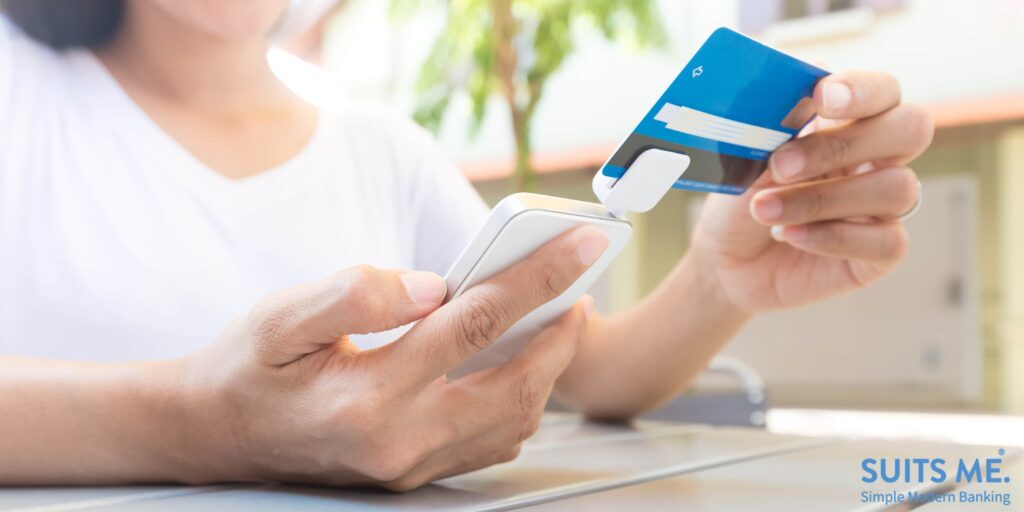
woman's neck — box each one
[94,2,295,114]
[88,2,319,180]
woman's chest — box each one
[0,136,409,360]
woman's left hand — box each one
[691,70,934,313]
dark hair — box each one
[1,0,124,49]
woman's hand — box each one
[179,227,608,491]
[691,71,934,313]
[555,71,935,419]
[0,226,608,489]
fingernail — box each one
[576,231,610,266]
[400,271,446,304]
[772,225,809,243]
[581,294,595,321]
[771,147,805,181]
[753,194,783,222]
[823,81,852,114]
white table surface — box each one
[1,414,1011,512]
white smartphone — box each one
[444,193,633,378]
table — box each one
[2,414,1014,511]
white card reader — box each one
[593,148,692,218]
[443,148,690,378]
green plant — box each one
[392,0,666,190]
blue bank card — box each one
[599,27,829,195]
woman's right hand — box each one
[177,227,609,491]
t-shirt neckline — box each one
[71,48,328,198]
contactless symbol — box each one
[692,65,704,78]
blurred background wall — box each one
[283,0,1024,414]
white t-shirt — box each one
[0,19,489,361]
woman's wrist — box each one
[116,356,239,484]
[679,246,752,324]
[560,248,752,419]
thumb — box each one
[248,265,446,366]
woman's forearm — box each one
[0,355,216,485]
[557,251,751,419]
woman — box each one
[0,0,932,491]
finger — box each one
[751,166,920,225]
[771,220,909,264]
[490,301,587,413]
[381,423,524,492]
[427,440,522,483]
[770,103,933,183]
[392,227,608,382]
[409,300,588,455]
[333,305,588,492]
[383,301,588,492]
[814,70,901,119]
[248,265,446,366]
[374,302,588,492]
[466,301,587,432]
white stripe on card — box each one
[654,103,791,152]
